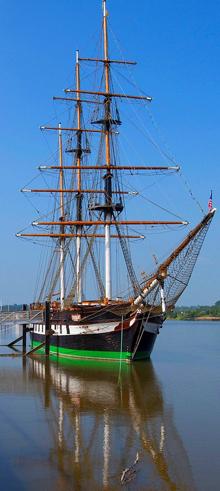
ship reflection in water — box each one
[16,356,196,491]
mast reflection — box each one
[28,357,197,491]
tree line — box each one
[167,301,220,320]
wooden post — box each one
[44,356,51,407]
[45,301,50,355]
[22,304,27,352]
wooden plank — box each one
[24,341,46,356]
[8,335,23,347]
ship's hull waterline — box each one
[30,310,162,362]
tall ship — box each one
[17,1,215,361]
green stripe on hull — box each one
[32,340,131,361]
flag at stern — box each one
[208,191,213,212]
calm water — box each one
[0,321,219,490]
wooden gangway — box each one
[0,310,43,325]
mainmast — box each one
[103,0,112,300]
[76,50,82,303]
[59,123,65,309]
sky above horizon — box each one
[0,0,219,306]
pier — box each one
[0,310,43,325]
[0,305,50,356]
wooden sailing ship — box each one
[17,1,215,361]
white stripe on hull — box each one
[32,314,161,337]
[33,321,120,335]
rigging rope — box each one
[64,224,99,308]
[109,23,205,215]
[86,238,105,299]
[112,212,142,297]
[47,236,74,302]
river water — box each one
[0,320,219,490]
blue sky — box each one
[0,0,219,306]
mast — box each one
[76,50,82,303]
[59,123,65,309]
[103,0,112,300]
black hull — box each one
[31,311,161,361]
